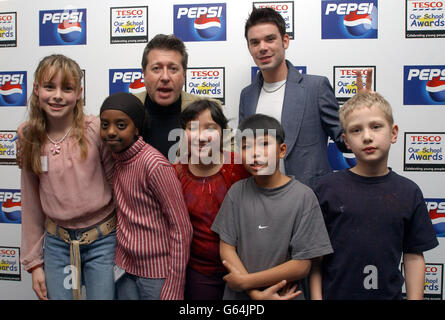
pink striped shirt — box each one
[113,136,192,300]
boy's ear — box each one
[342,133,351,150]
[391,124,399,144]
[279,142,287,159]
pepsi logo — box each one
[1,197,20,222]
[426,76,445,102]
[0,81,23,105]
[194,14,221,39]
[344,10,372,36]
[57,20,82,43]
[129,78,145,94]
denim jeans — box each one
[116,273,165,300]
[43,228,116,300]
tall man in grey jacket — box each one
[239,8,349,189]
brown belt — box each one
[46,214,117,300]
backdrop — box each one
[0,0,444,299]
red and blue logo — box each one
[109,69,144,95]
[39,9,86,46]
[174,4,226,42]
[426,76,445,102]
[0,72,27,106]
[0,190,21,224]
[426,199,445,237]
[404,66,445,105]
[322,1,378,39]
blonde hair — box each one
[22,54,87,174]
[340,92,394,132]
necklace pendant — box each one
[50,144,61,155]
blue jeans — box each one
[43,228,116,300]
[116,273,165,300]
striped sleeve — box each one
[149,163,193,300]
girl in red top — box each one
[174,99,249,300]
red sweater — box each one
[174,152,250,276]
[113,136,192,300]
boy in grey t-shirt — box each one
[211,114,333,300]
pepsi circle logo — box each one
[194,14,221,39]
[344,10,372,36]
[57,20,82,43]
[426,77,445,103]
[1,198,21,223]
[129,78,145,94]
[0,81,23,105]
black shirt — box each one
[142,94,182,160]
[314,169,438,300]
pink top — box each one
[20,115,115,271]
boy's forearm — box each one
[403,253,425,300]
[242,259,311,291]
[309,257,323,300]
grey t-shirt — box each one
[211,176,333,300]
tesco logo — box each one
[411,135,442,143]
[426,266,439,273]
[0,15,13,22]
[0,249,16,256]
[339,69,370,76]
[412,1,443,8]
[115,9,144,16]
[0,133,14,140]
[190,70,220,77]
[257,4,289,11]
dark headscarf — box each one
[100,92,147,135]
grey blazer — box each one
[239,60,348,189]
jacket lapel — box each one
[281,60,306,157]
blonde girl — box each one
[20,54,116,300]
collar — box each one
[112,136,145,162]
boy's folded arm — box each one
[239,259,312,291]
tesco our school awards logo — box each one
[110,6,148,44]
[0,12,17,47]
[253,1,295,39]
[109,69,144,95]
[404,133,445,171]
[0,190,21,224]
[406,0,445,38]
[0,72,27,107]
[39,9,86,46]
[173,3,226,41]
[0,131,17,166]
[426,199,445,237]
[0,247,20,281]
[251,66,306,83]
[186,67,225,104]
[322,0,378,39]
[404,66,445,105]
[333,66,376,104]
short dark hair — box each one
[237,114,285,144]
[141,34,188,71]
[244,8,287,40]
[180,99,228,130]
